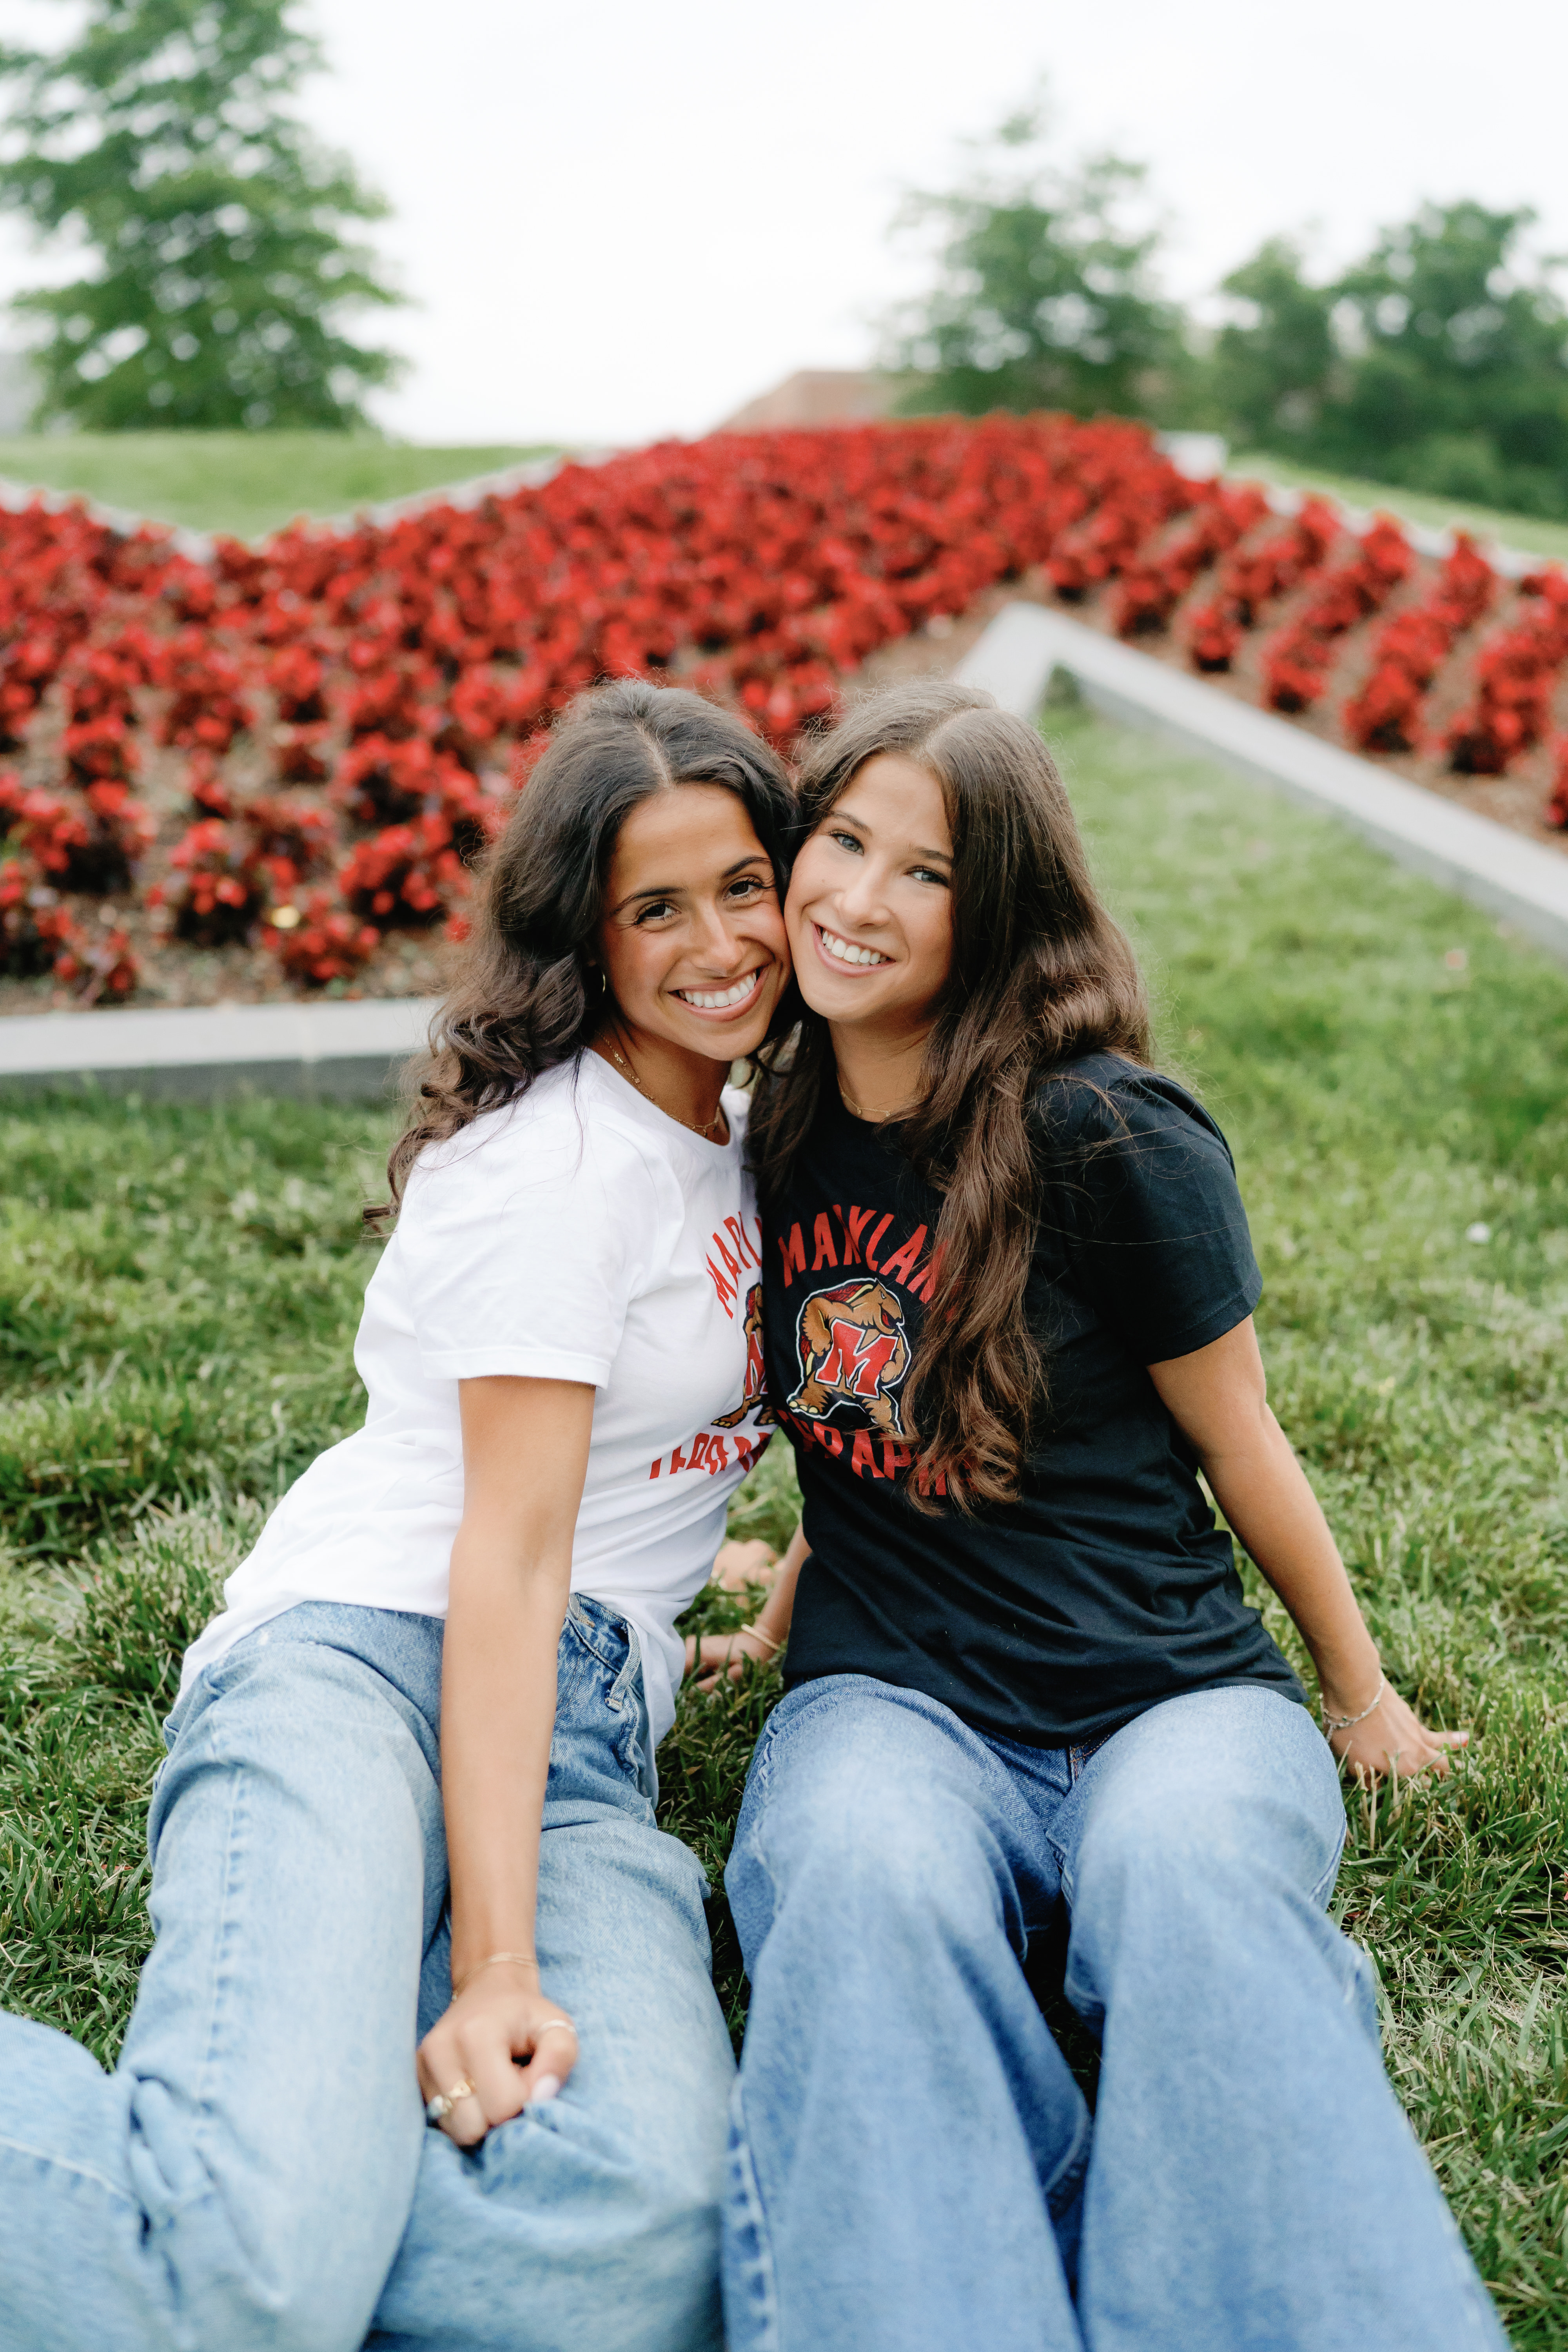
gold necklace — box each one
[608,1044,727,1140]
[836,1069,916,1125]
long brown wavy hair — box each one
[749,680,1152,1512]
[379,677,798,1210]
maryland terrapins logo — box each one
[713,1285,777,1429]
[789,1278,910,1436]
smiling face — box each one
[596,782,789,1063]
[785,752,955,1043]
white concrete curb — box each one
[0,994,442,1102]
[956,602,1568,966]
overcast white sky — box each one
[1,0,1566,445]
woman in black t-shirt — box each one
[693,683,1503,2352]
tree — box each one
[1209,205,1568,517]
[0,0,404,430]
[1207,238,1336,456]
[885,98,1183,422]
[1327,203,1568,515]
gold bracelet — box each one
[746,1624,782,1655]
[453,1951,540,1997]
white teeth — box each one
[818,926,890,968]
[677,973,759,1010]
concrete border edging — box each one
[0,994,442,1102]
[955,602,1568,966]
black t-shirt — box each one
[760,1051,1304,1745]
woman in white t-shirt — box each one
[0,681,796,2352]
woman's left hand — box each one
[684,1623,780,1690]
[1327,1681,1469,1785]
[416,1972,578,2147]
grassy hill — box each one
[0,433,559,541]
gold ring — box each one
[425,2074,477,2125]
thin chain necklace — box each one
[836,1067,916,1125]
[608,1042,728,1140]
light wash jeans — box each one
[0,1597,733,2352]
[723,1674,1505,2352]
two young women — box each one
[0,671,1498,2352]
[0,681,791,2351]
[698,683,1505,2352]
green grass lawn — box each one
[1232,448,1568,564]
[4,706,1567,2337]
[0,433,558,540]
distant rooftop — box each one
[715,370,902,433]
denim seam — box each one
[606,1622,642,1718]
[564,1598,622,1675]
[188,1697,250,2185]
[726,2080,781,2352]
[0,2131,140,2209]
[1310,1820,1349,1911]
[1041,2094,1094,2215]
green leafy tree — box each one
[1327,202,1568,515]
[0,0,404,430]
[885,98,1183,421]
[1210,205,1568,516]
[1207,238,1336,455]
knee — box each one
[1071,1774,1341,1967]
[1080,1777,1255,1888]
[761,1779,998,1954]
[125,2081,398,2352]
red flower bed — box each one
[1181,497,1342,673]
[2,416,1238,999]
[0,416,1562,1007]
[1259,517,1414,715]
[338,812,470,933]
[1109,485,1271,640]
[1342,536,1497,753]
[1445,569,1568,774]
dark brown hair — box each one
[381,677,798,1209]
[749,680,1152,1512]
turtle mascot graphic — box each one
[713,1284,776,1429]
[788,1278,910,1436]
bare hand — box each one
[416,1967,577,2147]
[684,1623,780,1690]
[711,1538,779,1592]
[1327,1681,1469,1785]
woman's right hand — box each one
[684,1623,781,1690]
[416,1966,579,2147]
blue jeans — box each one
[0,1598,733,2352]
[723,1675,1504,2352]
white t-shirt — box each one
[179,1053,772,1744]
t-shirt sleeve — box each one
[1040,1070,1261,1364]
[397,1102,652,1386]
